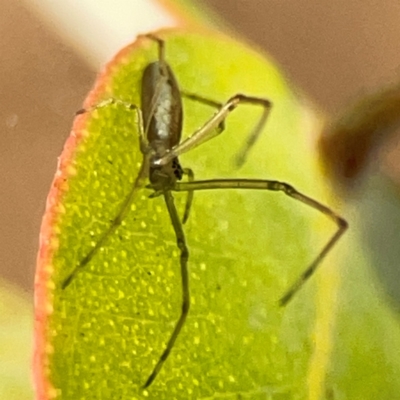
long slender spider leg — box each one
[181,168,194,224]
[181,91,225,133]
[143,190,190,388]
[61,104,146,290]
[233,100,271,168]
[138,33,166,65]
[153,94,271,168]
[172,178,348,306]
[76,98,139,116]
[278,218,346,306]
[181,91,223,109]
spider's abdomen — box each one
[141,61,183,152]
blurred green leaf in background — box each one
[0,280,33,399]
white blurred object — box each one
[22,0,178,67]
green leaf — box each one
[34,30,400,399]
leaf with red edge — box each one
[34,29,400,400]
